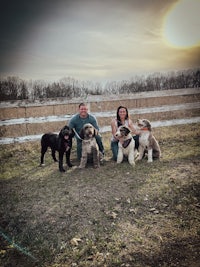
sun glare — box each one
[163,0,200,48]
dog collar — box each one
[141,127,149,131]
[122,138,132,148]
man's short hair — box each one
[79,103,87,108]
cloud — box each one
[0,0,199,83]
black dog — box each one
[40,125,74,172]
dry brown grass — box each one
[0,123,200,267]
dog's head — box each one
[137,119,151,131]
[115,125,131,139]
[80,123,98,139]
[59,125,74,140]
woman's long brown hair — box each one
[116,106,129,127]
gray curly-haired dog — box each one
[79,123,101,168]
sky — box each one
[0,0,199,84]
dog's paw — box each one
[93,165,100,168]
[78,165,85,169]
[72,166,78,170]
[59,168,66,172]
[134,151,139,159]
[67,163,73,168]
[40,163,45,167]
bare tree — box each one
[0,68,199,102]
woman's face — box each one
[118,108,127,119]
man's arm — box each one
[68,114,76,129]
[89,115,99,131]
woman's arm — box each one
[111,119,118,139]
[89,114,100,131]
[128,119,140,135]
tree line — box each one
[0,68,199,102]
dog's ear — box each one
[124,126,131,136]
[58,128,64,137]
[70,128,75,137]
[146,120,151,131]
[79,128,85,139]
[93,127,98,137]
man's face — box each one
[79,105,88,118]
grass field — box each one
[0,123,200,267]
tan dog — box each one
[136,119,161,163]
[115,125,135,166]
[79,123,100,168]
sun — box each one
[163,0,200,48]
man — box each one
[68,103,104,160]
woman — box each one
[111,106,139,161]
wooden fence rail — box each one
[0,88,200,144]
